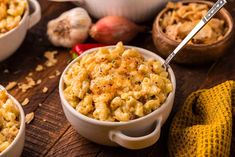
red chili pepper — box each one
[72,43,108,56]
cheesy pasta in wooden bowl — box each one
[160,2,227,44]
[152,1,234,64]
[63,42,173,122]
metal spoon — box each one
[163,0,227,68]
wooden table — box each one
[0,0,234,156]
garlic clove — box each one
[47,8,92,48]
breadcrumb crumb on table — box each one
[35,65,44,72]
[18,77,36,92]
[5,82,17,90]
[22,98,29,106]
[49,75,55,79]
[36,79,42,84]
[25,112,34,124]
[28,72,33,76]
[55,70,61,76]
[48,70,61,79]
[42,87,48,93]
[44,51,58,67]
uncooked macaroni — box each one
[0,90,20,153]
[63,42,172,122]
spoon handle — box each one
[163,0,227,67]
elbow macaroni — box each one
[0,90,20,153]
[0,0,27,35]
[63,42,173,122]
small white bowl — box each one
[0,91,25,157]
[0,0,41,61]
[73,0,169,22]
[59,46,176,149]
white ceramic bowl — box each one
[73,0,169,22]
[0,0,41,61]
[0,89,25,157]
[59,46,176,149]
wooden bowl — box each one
[152,0,234,64]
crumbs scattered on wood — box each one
[5,82,17,90]
[25,112,34,124]
[28,72,33,76]
[55,70,61,76]
[36,79,42,84]
[49,70,61,79]
[35,64,44,72]
[49,75,55,79]
[21,98,29,106]
[42,87,48,93]
[44,51,58,67]
[18,77,36,92]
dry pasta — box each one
[0,0,27,35]
[63,42,173,122]
[0,90,20,153]
[160,2,227,44]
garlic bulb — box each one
[47,8,92,48]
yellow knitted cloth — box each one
[169,81,234,157]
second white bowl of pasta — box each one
[0,87,25,157]
[59,42,176,149]
[0,0,41,61]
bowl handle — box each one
[109,117,162,149]
[28,0,41,29]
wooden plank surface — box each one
[0,0,234,157]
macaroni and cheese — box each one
[63,42,173,122]
[160,2,227,44]
[0,0,27,35]
[0,90,20,153]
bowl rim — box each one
[0,0,29,39]
[154,0,234,47]
[59,45,176,126]
[0,92,25,155]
